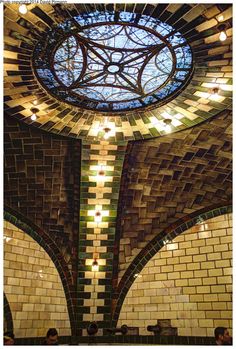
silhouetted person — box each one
[4,331,14,345]
[215,327,232,345]
[43,328,58,345]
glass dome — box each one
[33,11,193,113]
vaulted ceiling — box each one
[4,3,232,141]
[4,3,232,313]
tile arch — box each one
[111,203,232,326]
[4,206,78,336]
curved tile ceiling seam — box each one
[4,3,232,141]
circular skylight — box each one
[33,11,193,113]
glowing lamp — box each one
[19,4,28,14]
[163,118,172,133]
[212,87,219,95]
[217,24,227,42]
[30,107,39,121]
[103,127,111,139]
[92,259,99,272]
[94,211,102,223]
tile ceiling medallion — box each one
[33,11,193,113]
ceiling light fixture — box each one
[98,169,105,176]
[94,211,102,223]
[92,259,99,272]
[98,165,105,177]
[30,107,39,121]
[212,87,219,95]
[103,127,111,140]
[217,24,227,41]
[19,4,28,15]
[217,15,224,22]
[163,118,172,133]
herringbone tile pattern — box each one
[117,111,232,278]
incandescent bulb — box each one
[218,15,224,22]
[19,4,28,14]
[219,31,227,41]
[165,125,171,133]
[92,260,99,272]
[104,133,110,140]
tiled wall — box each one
[4,114,81,276]
[118,214,232,337]
[4,220,71,338]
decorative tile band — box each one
[78,140,127,333]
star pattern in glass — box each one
[33,11,193,113]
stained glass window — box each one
[33,11,193,113]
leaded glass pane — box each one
[33,11,193,113]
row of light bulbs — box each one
[30,105,114,139]
[91,165,107,271]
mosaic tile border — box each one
[78,140,127,333]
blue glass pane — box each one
[33,10,193,112]
[167,33,186,46]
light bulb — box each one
[163,118,172,133]
[19,4,28,14]
[212,87,219,95]
[94,211,102,223]
[92,260,99,272]
[98,170,105,176]
[30,107,39,121]
[104,133,110,140]
[165,124,171,133]
[219,30,227,41]
[218,15,224,22]
[103,127,111,139]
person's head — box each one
[46,328,58,345]
[4,331,14,345]
[214,327,232,345]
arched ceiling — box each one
[116,109,232,277]
[4,4,233,328]
[4,3,232,141]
